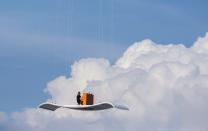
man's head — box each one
[78,91,81,95]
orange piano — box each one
[81,93,94,105]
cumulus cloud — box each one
[1,33,208,131]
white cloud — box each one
[0,112,8,123]
[1,33,208,131]
[192,32,208,53]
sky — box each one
[0,0,208,113]
[1,1,208,131]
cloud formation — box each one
[1,33,208,131]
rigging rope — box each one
[99,0,104,43]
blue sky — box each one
[0,0,208,112]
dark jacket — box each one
[77,94,81,105]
